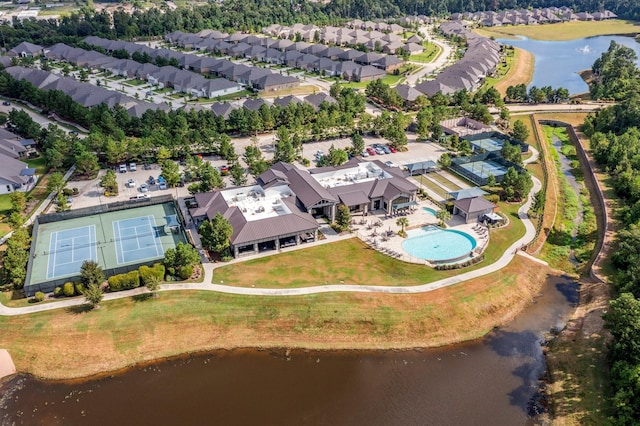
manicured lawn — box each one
[342,74,404,90]
[126,79,148,86]
[204,89,254,102]
[154,87,173,94]
[26,156,49,175]
[415,174,449,199]
[427,171,463,191]
[0,193,12,214]
[410,43,441,63]
[474,19,640,41]
[214,200,525,289]
[484,47,534,96]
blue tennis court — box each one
[112,215,164,264]
[46,225,97,279]
[458,160,509,179]
[469,137,504,152]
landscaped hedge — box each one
[108,270,140,292]
[62,281,75,297]
[139,263,165,285]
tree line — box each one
[583,45,640,424]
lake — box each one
[0,276,578,425]
[497,35,640,94]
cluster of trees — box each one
[590,41,640,101]
[1,0,640,53]
[505,84,570,103]
[365,79,412,110]
[163,242,200,280]
[500,167,532,202]
[586,46,640,423]
[200,212,234,258]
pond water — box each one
[0,276,579,425]
[497,35,640,94]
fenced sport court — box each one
[26,200,187,294]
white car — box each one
[139,183,149,192]
[126,178,136,188]
[129,162,137,171]
[361,150,369,157]
[119,164,127,173]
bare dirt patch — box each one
[495,48,535,97]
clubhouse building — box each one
[189,159,418,257]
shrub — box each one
[74,282,85,295]
[177,264,194,280]
[62,281,75,297]
[139,263,165,285]
[486,194,500,204]
[54,286,62,297]
[62,188,74,197]
[34,291,45,302]
[108,271,140,292]
[72,187,79,195]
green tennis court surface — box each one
[27,201,187,291]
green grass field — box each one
[474,19,640,41]
[214,201,524,288]
[410,43,441,63]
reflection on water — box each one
[497,35,640,94]
[0,276,578,426]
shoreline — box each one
[2,255,554,382]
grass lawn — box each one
[214,200,525,288]
[416,174,449,199]
[342,74,404,90]
[206,89,254,102]
[154,87,173,94]
[410,43,441,63]
[427,172,463,191]
[26,156,49,176]
[0,253,549,380]
[0,193,12,215]
[474,19,640,41]
[126,79,148,86]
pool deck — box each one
[352,200,489,265]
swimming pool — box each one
[401,226,477,262]
[423,207,437,216]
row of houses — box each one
[451,7,617,27]
[260,23,421,56]
[79,37,299,93]
[0,127,38,195]
[205,92,336,119]
[5,66,169,118]
[161,32,403,81]
[189,158,418,257]
[412,21,501,97]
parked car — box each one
[148,176,156,185]
[2,101,10,106]
[375,147,385,155]
[381,145,391,154]
[119,164,127,173]
[130,194,150,200]
[158,181,167,190]
[360,150,369,157]
[129,162,137,171]
[366,147,376,156]
[388,145,397,153]
[314,150,324,160]
[384,160,396,168]
[219,165,229,175]
[126,178,136,188]
[139,183,149,192]
[69,131,79,136]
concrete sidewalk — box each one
[0,175,541,316]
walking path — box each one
[0,173,541,316]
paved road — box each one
[0,172,541,316]
[403,28,454,87]
[494,103,606,114]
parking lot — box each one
[60,132,446,213]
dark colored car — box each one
[148,176,156,185]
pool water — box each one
[423,207,437,216]
[402,226,477,262]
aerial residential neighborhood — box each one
[0,0,635,423]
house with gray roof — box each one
[304,92,337,111]
[211,102,237,119]
[452,196,496,223]
[0,129,27,159]
[253,74,299,91]
[273,95,302,108]
[353,65,386,82]
[201,78,243,99]
[0,154,37,195]
[243,98,267,111]
[8,42,43,58]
